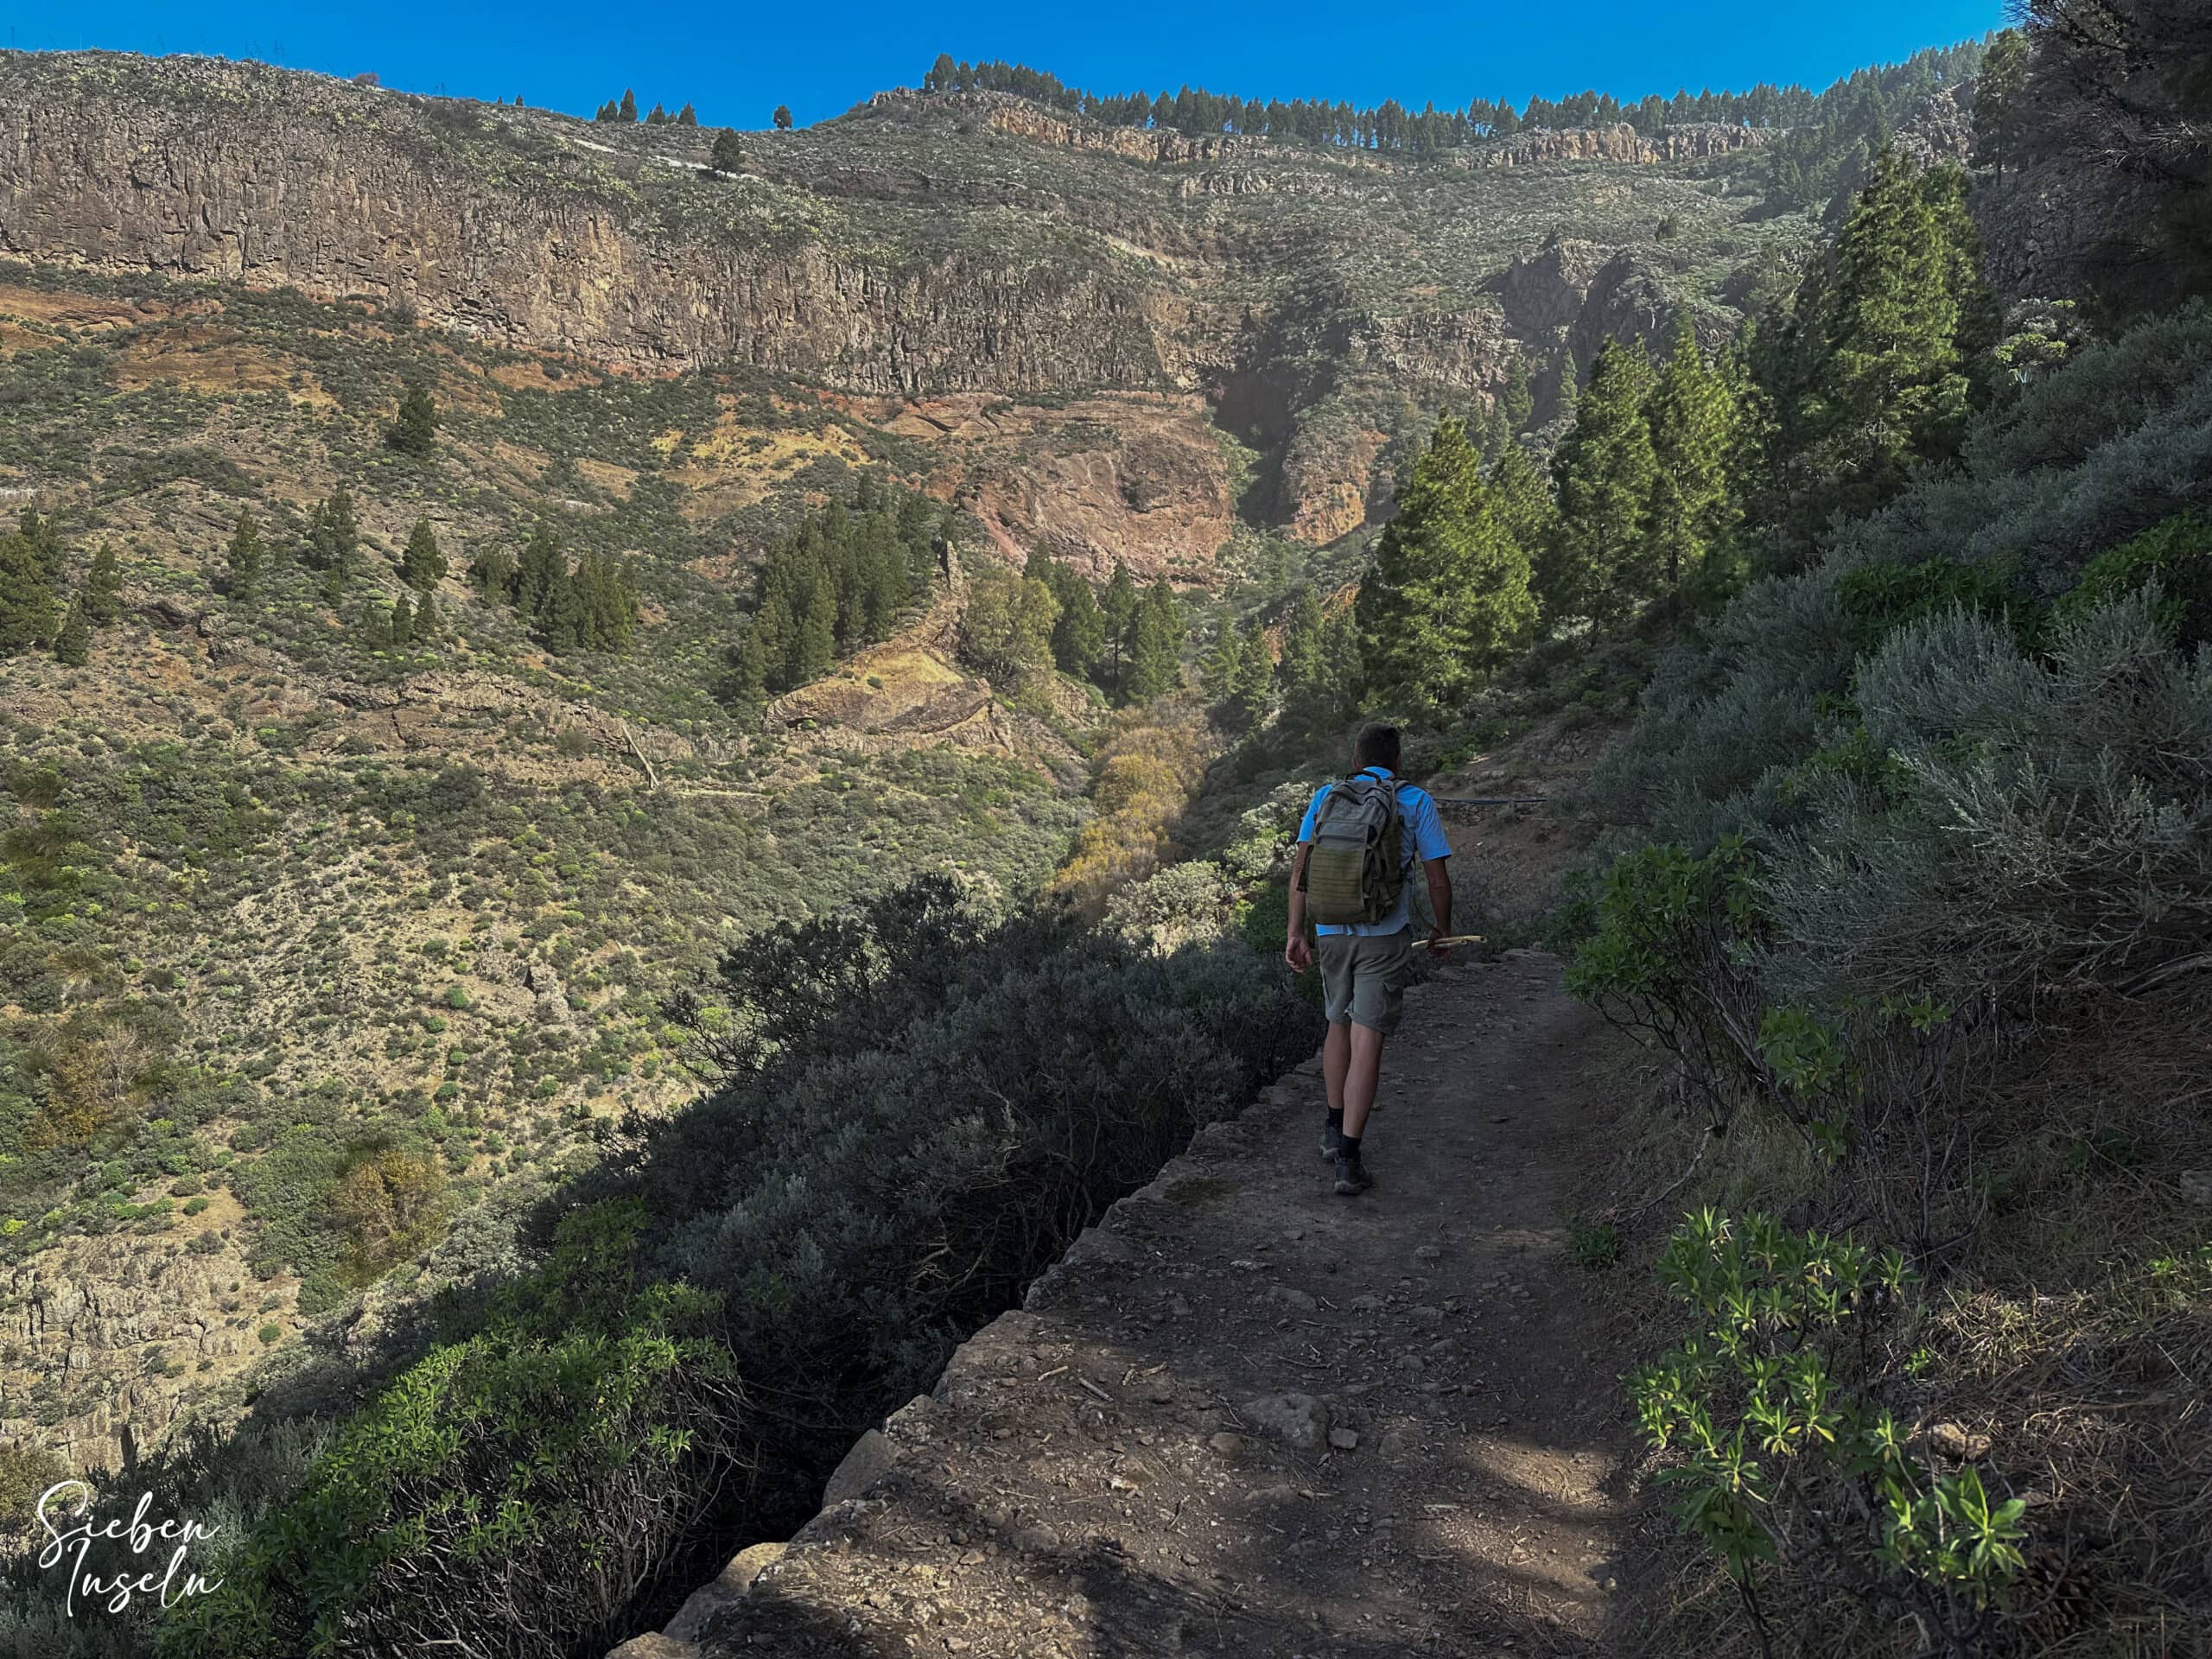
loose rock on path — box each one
[639,950,1645,1659]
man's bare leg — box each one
[1342,1022,1386,1142]
[1323,1020,1351,1116]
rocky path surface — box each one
[623,950,1645,1659]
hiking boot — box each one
[1332,1151,1371,1196]
[1320,1123,1340,1160]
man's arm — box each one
[1423,856,1453,958]
[1284,842,1313,972]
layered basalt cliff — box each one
[0,59,1168,391]
[0,50,1800,549]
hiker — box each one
[1283,721,1454,1196]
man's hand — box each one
[1284,933,1313,974]
[1426,927,1454,961]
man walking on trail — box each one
[1284,722,1454,1196]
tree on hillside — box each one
[52,597,90,667]
[960,569,1059,688]
[1645,316,1742,607]
[0,526,57,655]
[1973,29,2032,185]
[1357,416,1539,715]
[19,509,63,589]
[677,104,698,127]
[81,544,122,626]
[469,544,518,598]
[645,102,670,125]
[513,524,568,620]
[620,89,639,123]
[1543,338,1659,627]
[1233,619,1274,724]
[1098,562,1139,690]
[595,100,620,123]
[1027,547,1107,683]
[711,130,746,173]
[1202,620,1248,707]
[308,488,360,596]
[772,105,793,130]
[1122,578,1185,703]
[401,519,448,591]
[226,512,265,601]
[390,383,438,457]
[1808,152,1980,513]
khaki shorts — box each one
[1317,928,1414,1034]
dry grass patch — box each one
[0,282,148,329]
[110,323,338,406]
[488,357,603,393]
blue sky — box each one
[4,3,2008,130]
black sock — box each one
[1339,1132,1362,1160]
[1326,1108,1344,1145]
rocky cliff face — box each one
[0,51,1802,552]
[0,59,1167,391]
[1465,121,1770,168]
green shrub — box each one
[164,1201,741,1659]
[1631,1211,2026,1653]
[2046,509,2212,649]
[1559,837,1764,1127]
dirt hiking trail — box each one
[636,950,1654,1659]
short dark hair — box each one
[1352,722,1402,771]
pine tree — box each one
[0,526,59,655]
[82,544,122,626]
[1234,619,1274,724]
[470,545,518,598]
[620,89,639,123]
[1098,563,1139,689]
[1203,621,1248,706]
[415,589,442,643]
[1543,338,1659,627]
[1487,442,1556,567]
[1973,29,2031,186]
[772,105,793,130]
[570,550,639,651]
[227,512,266,600]
[1277,583,1328,705]
[1500,353,1535,435]
[18,510,64,589]
[514,524,566,620]
[712,130,746,172]
[390,594,416,646]
[677,104,699,127]
[400,518,447,590]
[1810,150,1974,512]
[1122,578,1185,703]
[645,102,669,125]
[1050,566,1106,679]
[793,583,838,684]
[390,383,438,457]
[53,597,90,667]
[728,626,772,704]
[1356,418,1538,716]
[1644,316,1741,605]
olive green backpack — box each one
[1300,770,1407,926]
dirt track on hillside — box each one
[642,950,1656,1659]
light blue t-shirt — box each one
[1296,766,1453,937]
